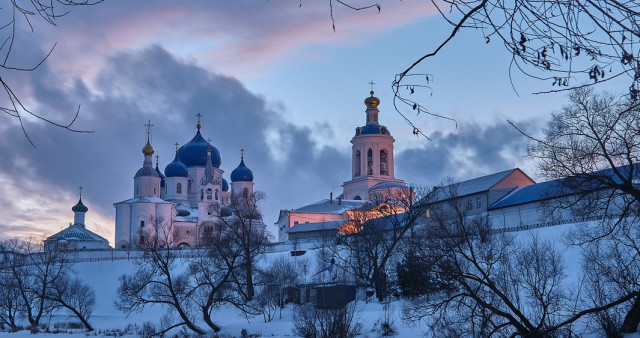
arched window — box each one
[177,183,182,194]
[200,189,204,200]
[380,149,388,175]
[354,195,361,200]
[354,150,361,177]
[188,180,192,193]
[215,189,219,200]
[243,187,249,198]
[367,149,373,175]
[207,188,212,200]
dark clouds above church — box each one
[0,45,534,241]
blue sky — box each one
[0,0,627,242]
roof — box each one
[287,220,348,233]
[114,196,173,205]
[292,199,367,214]
[433,168,522,201]
[46,224,108,242]
[489,163,640,210]
[488,179,569,209]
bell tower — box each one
[342,89,405,200]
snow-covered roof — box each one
[432,168,526,201]
[46,224,108,242]
[489,164,640,210]
[292,199,366,214]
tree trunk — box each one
[202,308,221,332]
[245,251,254,301]
[621,295,640,333]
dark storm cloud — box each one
[0,45,349,239]
[395,120,536,186]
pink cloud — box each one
[36,0,438,82]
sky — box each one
[0,0,627,243]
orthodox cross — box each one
[155,154,159,167]
[174,142,179,152]
[196,113,202,124]
[240,148,245,160]
[144,120,154,141]
[368,80,376,92]
[78,186,83,199]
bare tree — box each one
[1,1,100,146]
[116,216,247,335]
[258,256,299,320]
[292,301,361,338]
[336,186,430,302]
[116,218,207,335]
[0,238,73,328]
[45,276,96,331]
[0,253,22,330]
[522,88,640,333]
[216,191,268,302]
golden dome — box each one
[364,90,380,107]
[142,139,154,156]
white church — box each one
[113,118,264,249]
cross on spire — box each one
[196,113,202,129]
[368,80,376,92]
[78,186,83,199]
[155,154,159,167]
[144,120,154,142]
[174,142,179,152]
[240,148,245,160]
[207,138,212,151]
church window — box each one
[243,187,249,198]
[188,180,192,193]
[467,199,473,210]
[200,189,204,200]
[354,195,361,200]
[380,149,388,175]
[354,150,361,177]
[135,186,139,196]
[367,149,373,175]
[154,187,156,195]
[140,220,145,228]
[215,189,219,200]
[207,188,212,200]
[477,198,482,209]
[177,183,182,194]
[139,236,145,245]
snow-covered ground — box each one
[0,222,636,337]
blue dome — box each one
[178,129,221,167]
[165,153,189,178]
[231,159,253,182]
[155,164,166,187]
[357,124,391,136]
[222,178,229,191]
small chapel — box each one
[114,117,265,248]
